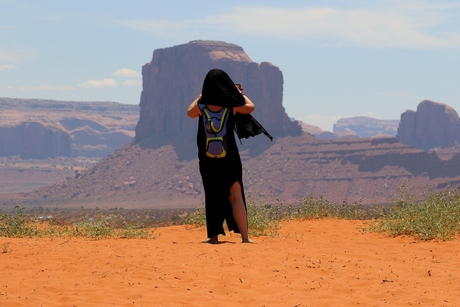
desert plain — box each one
[1,219,459,306]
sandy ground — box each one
[1,219,459,306]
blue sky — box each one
[0,0,459,131]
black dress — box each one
[197,105,246,238]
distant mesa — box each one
[0,121,71,159]
[333,117,399,138]
[0,98,138,159]
[303,99,460,152]
[397,100,460,150]
[300,116,399,140]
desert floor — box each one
[1,219,459,306]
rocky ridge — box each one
[28,134,460,208]
[397,100,460,150]
[333,117,399,138]
[0,98,138,159]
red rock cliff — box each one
[135,40,301,157]
[0,122,71,159]
[397,100,460,150]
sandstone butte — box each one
[16,40,460,209]
[0,98,138,159]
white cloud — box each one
[214,5,459,49]
[121,2,460,49]
[0,64,16,71]
[80,78,118,89]
[0,48,38,62]
[122,79,142,86]
[18,85,76,91]
[112,68,141,77]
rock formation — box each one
[0,98,138,159]
[135,40,301,159]
[397,100,460,150]
[60,119,133,158]
[27,134,460,208]
[300,117,399,140]
[0,122,71,159]
[333,117,399,138]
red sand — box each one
[1,219,459,306]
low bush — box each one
[364,186,460,241]
[0,206,41,238]
[294,196,373,220]
[185,199,281,237]
[3,183,460,241]
[0,207,150,239]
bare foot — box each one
[206,237,218,244]
[242,238,255,243]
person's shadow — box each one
[200,240,235,245]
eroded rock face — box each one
[29,134,460,207]
[397,100,460,150]
[334,117,399,138]
[0,122,71,159]
[0,98,138,159]
[135,40,301,158]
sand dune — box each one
[1,219,459,306]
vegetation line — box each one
[1,183,460,240]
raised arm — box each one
[234,95,255,115]
[187,94,202,118]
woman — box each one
[187,68,254,244]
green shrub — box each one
[295,196,371,220]
[61,211,150,239]
[71,215,114,239]
[185,199,281,237]
[364,187,460,241]
[184,207,207,227]
[246,200,280,237]
[0,208,150,239]
[0,206,40,238]
[114,221,150,239]
[5,182,459,242]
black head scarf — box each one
[200,69,245,107]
